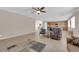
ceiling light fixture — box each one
[36,11,41,14]
[32,7,46,14]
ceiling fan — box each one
[32,7,46,14]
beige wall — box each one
[0,10,35,38]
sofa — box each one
[50,27,62,40]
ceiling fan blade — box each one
[40,7,45,10]
[37,7,40,10]
[41,11,46,13]
[32,7,38,11]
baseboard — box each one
[0,31,35,40]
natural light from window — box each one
[68,16,75,29]
[71,16,75,29]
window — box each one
[68,16,75,29]
[71,16,75,28]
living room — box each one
[0,7,79,52]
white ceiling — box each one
[0,7,78,21]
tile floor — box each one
[0,31,68,52]
[35,31,68,52]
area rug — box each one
[30,42,46,52]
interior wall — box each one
[42,21,47,29]
[73,11,79,36]
[0,10,35,38]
